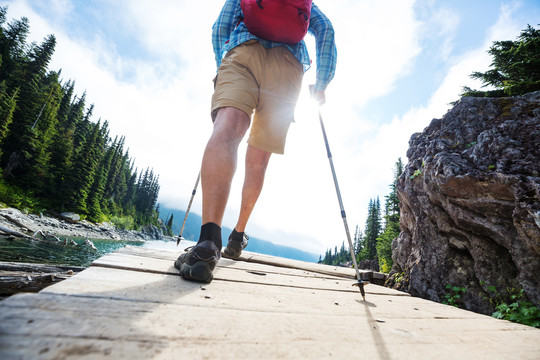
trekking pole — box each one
[310,86,367,300]
[176,171,201,246]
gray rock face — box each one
[390,91,540,314]
[140,224,165,240]
[59,212,81,223]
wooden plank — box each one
[91,251,403,296]
[1,291,539,360]
[95,249,333,278]
[118,245,387,281]
[1,247,538,360]
[41,267,408,315]
[115,246,347,280]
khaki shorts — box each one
[211,41,303,154]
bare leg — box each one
[201,107,250,227]
[234,144,272,233]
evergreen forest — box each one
[0,7,160,228]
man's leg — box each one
[223,144,271,259]
[235,144,271,232]
[175,106,250,282]
[201,106,251,228]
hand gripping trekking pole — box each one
[310,86,367,300]
[176,171,201,246]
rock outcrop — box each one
[389,91,540,314]
[0,208,169,242]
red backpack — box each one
[241,0,312,44]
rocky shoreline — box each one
[0,207,171,242]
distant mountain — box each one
[159,205,319,262]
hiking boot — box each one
[174,240,220,283]
[222,230,248,260]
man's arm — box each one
[308,4,337,95]
[212,0,243,69]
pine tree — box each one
[376,158,404,273]
[1,33,57,187]
[27,71,62,191]
[462,24,540,97]
[46,81,79,208]
[0,82,17,161]
[0,13,30,88]
[353,224,363,256]
[165,213,174,236]
[69,120,102,214]
[86,121,111,221]
[359,197,382,262]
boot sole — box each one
[222,248,241,260]
[178,260,214,283]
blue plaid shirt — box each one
[212,0,337,91]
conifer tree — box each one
[0,82,17,161]
[27,71,62,191]
[165,213,174,236]
[46,81,78,208]
[353,225,363,256]
[462,24,540,97]
[359,197,382,261]
[87,121,111,221]
[1,33,57,186]
[376,158,404,272]
[69,120,102,214]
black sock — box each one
[198,222,222,249]
[230,228,244,242]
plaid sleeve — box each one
[308,4,337,91]
[212,0,243,69]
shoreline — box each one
[0,207,172,242]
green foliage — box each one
[376,158,403,272]
[0,8,160,226]
[358,197,381,261]
[376,221,398,272]
[165,213,174,236]
[0,178,41,212]
[379,258,391,274]
[110,215,135,230]
[484,285,540,328]
[443,284,467,308]
[410,160,424,179]
[318,241,352,266]
[393,272,405,285]
[319,158,403,271]
[462,24,540,97]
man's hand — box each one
[309,85,326,105]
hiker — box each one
[175,0,337,282]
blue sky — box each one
[2,0,540,255]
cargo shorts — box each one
[211,40,303,154]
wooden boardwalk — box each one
[0,245,538,359]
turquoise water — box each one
[0,236,196,267]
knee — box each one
[246,146,271,171]
[213,107,250,140]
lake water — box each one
[0,236,196,267]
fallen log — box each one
[0,261,85,297]
[0,225,42,241]
[0,213,35,232]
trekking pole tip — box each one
[353,280,367,301]
[176,236,184,246]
